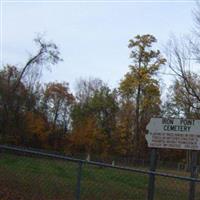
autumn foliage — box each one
[1,33,199,162]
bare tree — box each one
[13,35,62,93]
[165,36,200,111]
[164,2,200,171]
[75,77,106,104]
[165,1,200,109]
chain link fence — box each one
[0,145,200,200]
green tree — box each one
[119,34,166,155]
[71,78,118,158]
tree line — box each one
[1,5,200,162]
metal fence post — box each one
[188,151,198,200]
[147,148,157,200]
[0,145,2,155]
[76,161,83,200]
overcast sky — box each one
[1,0,197,91]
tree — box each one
[162,74,200,168]
[165,1,200,115]
[163,3,200,168]
[119,34,166,155]
[43,82,74,130]
[0,66,30,144]
[163,74,200,119]
[24,111,49,148]
[115,100,134,156]
[71,78,118,158]
[0,35,62,145]
[13,35,62,93]
[70,116,105,158]
[165,36,200,107]
[42,82,74,150]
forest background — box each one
[1,2,200,164]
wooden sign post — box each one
[147,148,157,200]
[188,151,198,200]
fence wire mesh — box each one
[155,175,189,200]
[0,145,200,200]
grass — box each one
[0,153,199,200]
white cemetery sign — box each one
[145,118,200,150]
